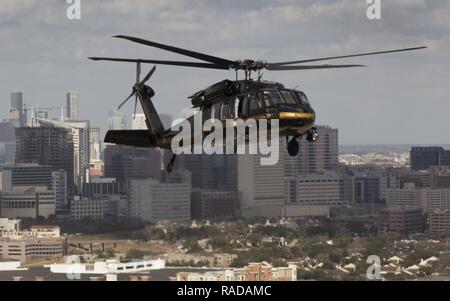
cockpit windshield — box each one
[279,90,298,105]
[293,90,310,106]
[258,90,283,107]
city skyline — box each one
[1,1,449,145]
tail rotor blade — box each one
[118,90,135,110]
[141,65,156,84]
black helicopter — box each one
[90,35,426,172]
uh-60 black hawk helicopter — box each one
[90,35,426,172]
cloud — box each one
[0,0,449,144]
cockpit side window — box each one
[238,95,249,117]
[259,90,285,107]
[294,91,310,105]
[212,103,221,120]
[203,106,212,121]
[248,94,261,115]
[221,102,230,120]
[280,90,297,104]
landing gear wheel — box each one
[287,138,299,156]
[167,154,177,173]
[307,128,318,142]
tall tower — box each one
[238,144,286,217]
[66,92,79,120]
[10,92,24,127]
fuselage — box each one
[159,79,316,149]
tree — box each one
[126,249,144,259]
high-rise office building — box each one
[284,125,338,176]
[410,147,443,170]
[128,170,191,222]
[10,92,24,127]
[89,127,102,161]
[180,154,237,191]
[0,122,16,165]
[107,111,127,130]
[66,92,79,120]
[0,164,53,192]
[36,118,90,192]
[290,171,346,207]
[238,147,286,217]
[104,144,162,182]
[131,113,147,130]
[15,127,75,197]
[52,170,68,209]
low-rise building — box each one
[214,253,238,267]
[0,186,56,219]
[71,197,105,221]
[0,237,66,263]
[378,207,424,235]
[429,210,450,238]
[191,190,240,220]
[0,218,21,237]
[176,262,297,281]
[128,170,191,223]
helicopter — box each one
[89,35,426,172]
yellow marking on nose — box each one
[279,112,316,120]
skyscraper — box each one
[107,110,127,130]
[36,118,90,191]
[10,92,24,127]
[238,146,286,217]
[284,125,338,176]
[104,144,162,182]
[131,113,147,130]
[15,127,75,198]
[66,92,79,120]
[410,147,442,171]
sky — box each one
[0,0,449,145]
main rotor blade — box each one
[140,66,156,85]
[266,64,366,71]
[118,90,135,110]
[270,46,427,65]
[114,35,234,67]
[89,57,229,70]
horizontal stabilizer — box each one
[104,130,157,147]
